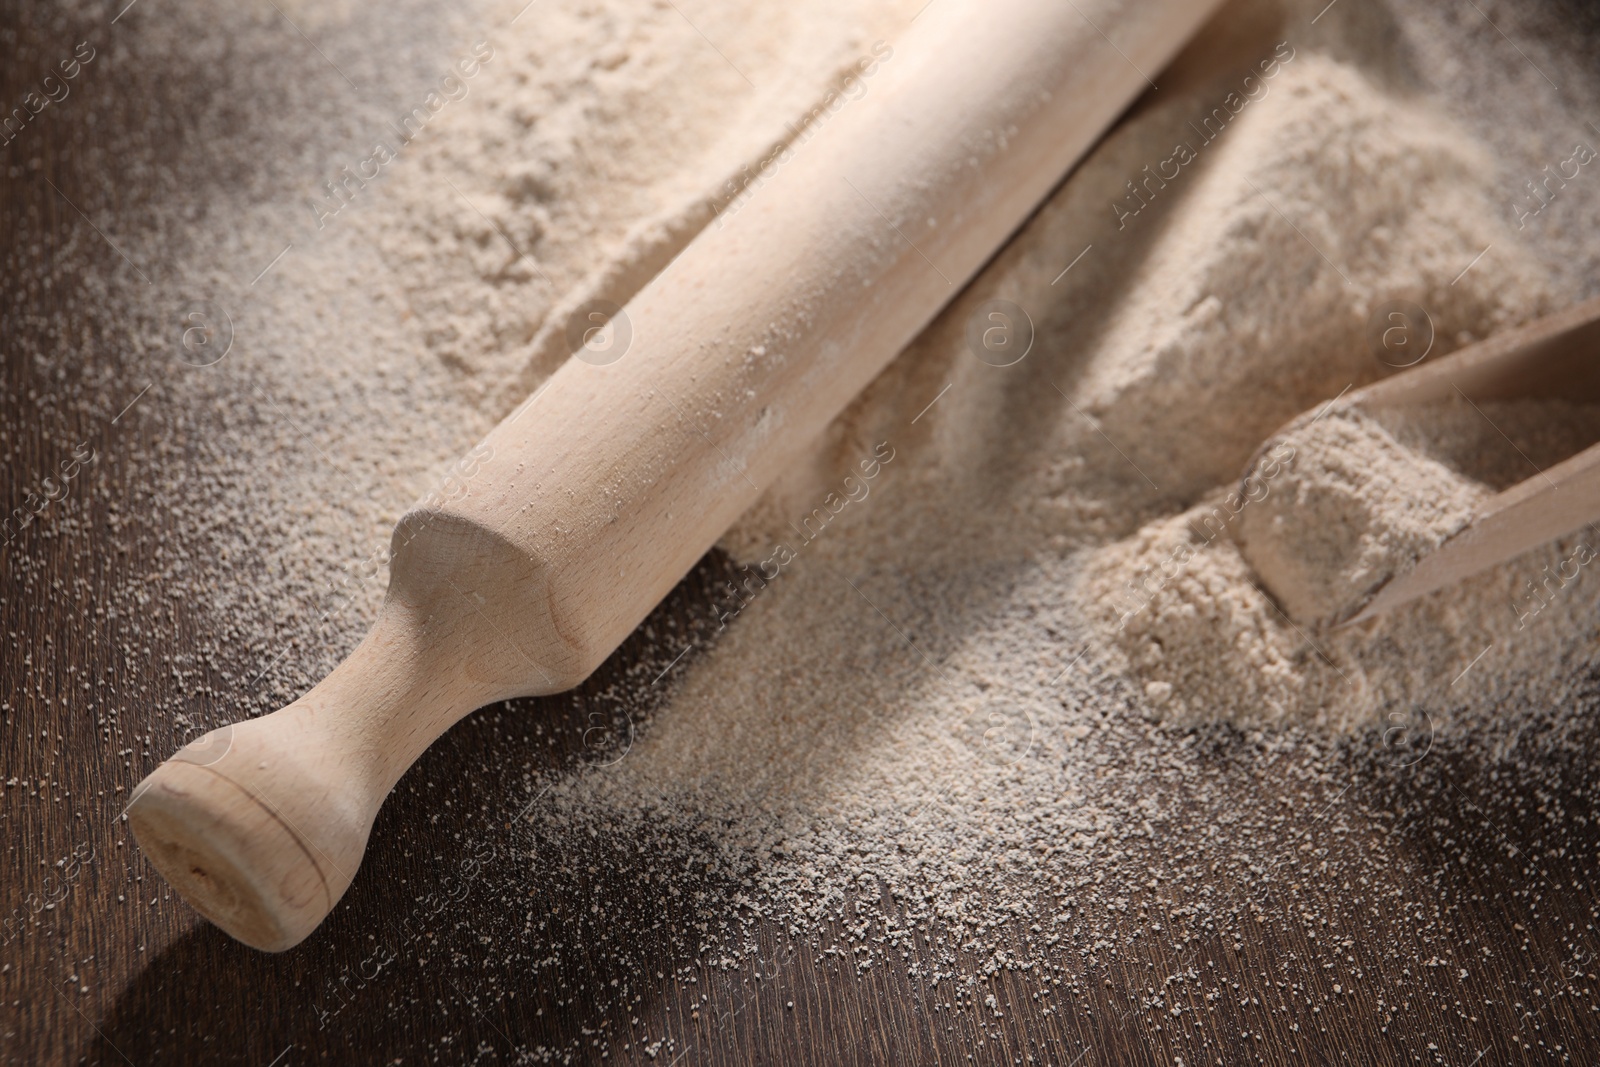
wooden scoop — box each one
[1234,296,1600,627]
[1343,297,1600,623]
[127,0,1224,951]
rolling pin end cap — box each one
[128,753,343,952]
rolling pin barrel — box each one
[127,0,1222,951]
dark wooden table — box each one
[5,2,1598,1064]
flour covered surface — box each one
[12,0,1600,1062]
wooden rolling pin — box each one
[127,0,1222,951]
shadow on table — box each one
[92,551,747,1066]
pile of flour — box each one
[1088,396,1599,728]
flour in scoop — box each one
[1233,407,1483,625]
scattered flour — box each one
[102,0,1593,947]
[11,0,1600,1060]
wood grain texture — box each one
[4,1,1600,1065]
